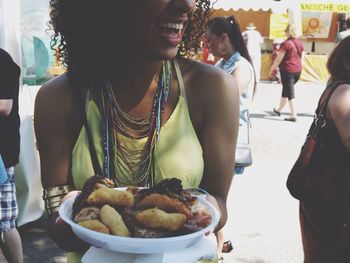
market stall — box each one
[211,0,294,37]
[211,0,350,83]
[211,0,298,81]
[299,1,350,82]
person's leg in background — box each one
[274,71,289,115]
[285,72,300,121]
[0,169,23,263]
[0,248,7,263]
[274,71,298,121]
[287,99,297,119]
[2,228,23,263]
[274,97,288,115]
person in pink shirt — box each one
[269,24,304,122]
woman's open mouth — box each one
[156,22,184,46]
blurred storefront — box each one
[211,0,350,83]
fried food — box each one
[73,175,115,216]
[100,205,131,237]
[78,219,110,234]
[87,188,134,207]
[72,178,213,238]
[135,208,186,231]
[138,178,183,198]
[137,193,192,219]
[74,207,101,223]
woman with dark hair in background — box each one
[206,15,255,174]
[299,36,350,263]
[206,15,256,255]
[34,0,239,262]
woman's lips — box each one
[157,28,183,46]
[156,22,184,47]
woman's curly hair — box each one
[49,0,212,83]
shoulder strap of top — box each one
[288,39,302,58]
[77,88,103,176]
[173,59,187,101]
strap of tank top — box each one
[80,89,103,176]
[173,59,187,102]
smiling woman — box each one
[34,0,239,262]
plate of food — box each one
[59,176,220,254]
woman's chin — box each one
[157,47,179,61]
[138,45,179,61]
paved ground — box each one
[18,81,325,263]
[223,81,324,263]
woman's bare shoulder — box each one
[328,83,350,120]
[177,58,238,127]
[36,74,70,104]
[178,58,236,96]
[35,74,76,117]
[34,74,81,136]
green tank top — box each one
[68,60,204,262]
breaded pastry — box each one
[135,208,186,231]
[74,207,101,223]
[100,205,130,237]
[78,219,110,234]
[87,188,134,207]
[137,193,192,219]
[73,175,114,216]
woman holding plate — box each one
[34,0,239,262]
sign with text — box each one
[301,3,350,12]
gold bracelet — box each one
[43,185,74,215]
[44,195,64,215]
[46,206,60,215]
[43,185,74,199]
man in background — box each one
[0,47,23,263]
[242,22,264,83]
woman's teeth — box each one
[159,22,184,32]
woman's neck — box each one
[112,59,163,94]
[222,46,236,61]
[106,59,167,114]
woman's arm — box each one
[34,77,75,188]
[269,50,286,77]
[328,83,350,151]
[193,66,239,229]
[34,75,86,251]
[232,61,253,97]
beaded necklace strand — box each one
[100,61,171,187]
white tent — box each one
[212,0,294,13]
[212,0,350,12]
[0,0,21,65]
[0,0,44,227]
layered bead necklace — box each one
[99,61,171,187]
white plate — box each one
[59,191,220,254]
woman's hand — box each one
[269,67,276,78]
[205,194,225,254]
[48,191,90,252]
